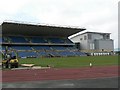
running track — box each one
[2,65,119,82]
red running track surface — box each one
[2,65,119,82]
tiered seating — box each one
[32,46,51,50]
[18,51,37,58]
[51,46,66,50]
[2,46,10,51]
[7,36,73,44]
[2,46,5,51]
[74,51,87,56]
[31,37,47,43]
[9,36,28,43]
[59,51,75,56]
[38,51,60,57]
[49,38,65,43]
[65,39,73,43]
[11,51,16,56]
[11,46,32,50]
[2,35,87,58]
[67,46,78,50]
[48,51,60,57]
[38,51,47,57]
[2,37,9,43]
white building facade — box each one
[70,32,114,51]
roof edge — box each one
[2,20,86,30]
[70,31,111,39]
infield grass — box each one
[19,56,118,68]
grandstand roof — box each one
[1,21,86,37]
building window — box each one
[84,36,87,40]
[80,38,82,40]
[88,34,92,40]
[106,34,110,39]
[103,34,109,39]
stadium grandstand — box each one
[0,21,87,58]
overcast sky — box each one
[0,0,118,48]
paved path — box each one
[2,77,119,88]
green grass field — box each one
[19,56,118,68]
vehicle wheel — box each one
[8,64,12,69]
[15,64,18,68]
[2,64,5,69]
[11,64,15,68]
[5,64,9,68]
[15,65,18,68]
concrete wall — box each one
[70,33,88,50]
[91,33,103,40]
[79,33,88,50]
[94,39,114,51]
[70,35,80,43]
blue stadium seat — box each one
[2,46,10,51]
[32,46,51,50]
[2,37,5,43]
[11,51,16,57]
[18,51,37,58]
[9,36,28,43]
[49,38,65,43]
[59,51,75,56]
[67,47,78,50]
[11,46,32,50]
[38,51,48,57]
[48,51,60,57]
[51,46,66,50]
[74,51,87,56]
[2,36,87,57]
[2,46,5,51]
[31,37,48,43]
[0,37,8,43]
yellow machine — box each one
[2,53,19,69]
